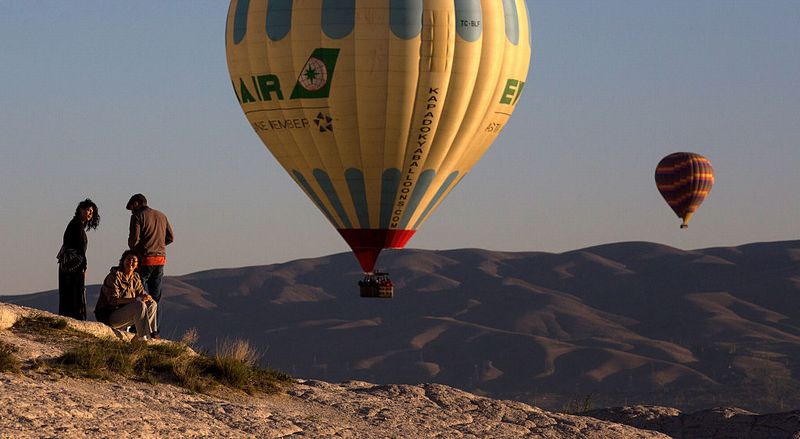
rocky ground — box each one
[1,302,799,438]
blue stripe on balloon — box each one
[266,0,293,41]
[522,0,532,46]
[502,0,520,45]
[345,168,370,228]
[313,169,353,229]
[413,171,459,230]
[233,0,250,44]
[455,0,482,42]
[292,170,339,228]
[322,0,355,39]
[390,0,423,40]
[379,168,401,229]
[399,169,435,229]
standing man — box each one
[126,193,173,338]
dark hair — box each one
[75,198,100,230]
[118,250,138,267]
[126,193,148,210]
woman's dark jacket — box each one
[62,217,88,271]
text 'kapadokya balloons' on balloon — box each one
[655,152,714,229]
[225,0,531,294]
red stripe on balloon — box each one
[337,229,416,272]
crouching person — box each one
[94,250,157,341]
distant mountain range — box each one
[6,240,800,413]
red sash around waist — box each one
[140,255,166,266]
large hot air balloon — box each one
[225,1,531,293]
[655,152,714,229]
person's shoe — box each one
[134,334,149,342]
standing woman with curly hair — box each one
[57,198,100,320]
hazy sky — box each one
[2,1,799,295]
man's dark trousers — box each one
[138,264,164,336]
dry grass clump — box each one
[0,340,20,373]
[14,315,70,334]
[8,318,290,395]
[51,330,291,395]
[203,338,289,393]
[12,315,92,346]
[213,338,260,387]
[180,327,199,347]
[562,393,594,414]
[54,338,186,383]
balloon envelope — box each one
[226,0,531,271]
[655,152,714,228]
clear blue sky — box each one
[2,1,799,294]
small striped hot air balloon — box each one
[225,0,531,295]
[655,152,714,229]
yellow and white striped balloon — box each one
[226,0,531,272]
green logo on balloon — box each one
[290,48,340,99]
